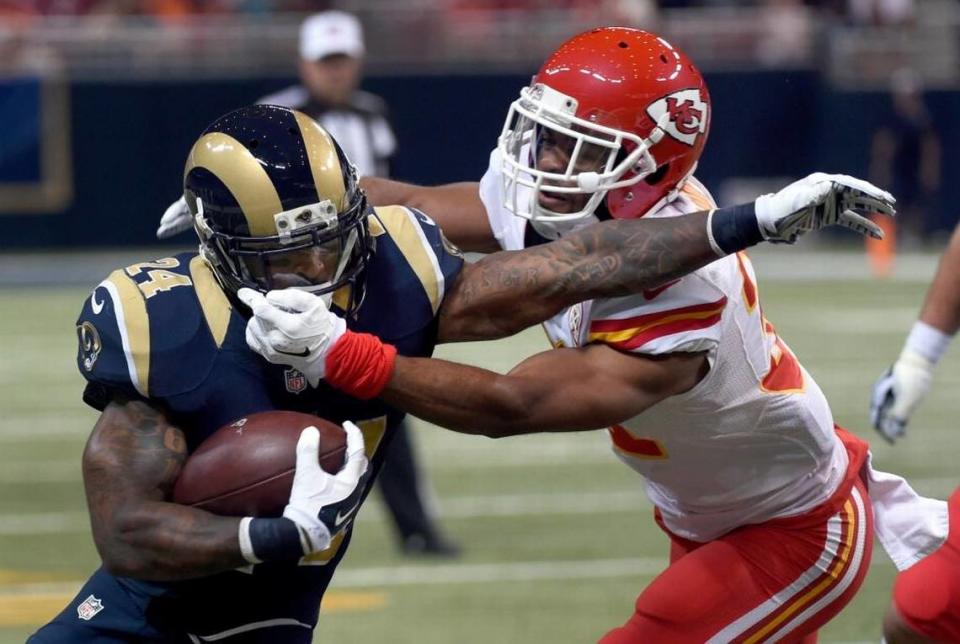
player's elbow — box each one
[97,540,151,579]
[473,381,539,438]
[94,510,165,579]
[99,551,145,579]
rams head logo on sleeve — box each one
[77,321,102,372]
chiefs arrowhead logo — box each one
[647,89,708,146]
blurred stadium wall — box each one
[1,0,958,249]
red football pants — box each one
[601,432,873,644]
[892,486,960,642]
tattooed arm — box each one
[83,396,246,581]
[437,211,717,342]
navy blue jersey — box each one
[34,206,462,643]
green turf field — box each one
[0,250,954,643]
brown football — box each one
[172,410,346,517]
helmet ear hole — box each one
[644,163,669,186]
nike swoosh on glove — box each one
[283,422,370,553]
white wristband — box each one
[238,517,263,564]
[705,209,726,258]
[905,320,953,365]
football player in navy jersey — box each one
[32,103,879,643]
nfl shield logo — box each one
[285,368,307,394]
[77,594,104,621]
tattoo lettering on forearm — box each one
[439,213,717,341]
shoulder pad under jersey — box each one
[354,205,464,340]
[76,253,237,399]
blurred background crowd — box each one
[0,0,957,249]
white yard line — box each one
[3,479,955,536]
[0,557,669,597]
[0,552,907,597]
[0,491,647,536]
[332,557,668,588]
[0,460,80,482]
[0,512,89,535]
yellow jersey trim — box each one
[189,256,232,349]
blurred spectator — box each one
[261,11,395,176]
[873,68,941,237]
[847,0,915,25]
[867,67,941,273]
[756,0,812,67]
[260,11,461,558]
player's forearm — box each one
[380,357,551,437]
[437,211,721,342]
[93,502,246,581]
[918,223,960,336]
[359,176,420,207]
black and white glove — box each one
[870,350,935,444]
[869,321,952,444]
[755,173,895,243]
[156,196,193,239]
[239,422,369,563]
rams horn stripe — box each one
[374,206,445,314]
[189,256,232,349]
[184,132,283,237]
[101,271,151,397]
[294,112,348,211]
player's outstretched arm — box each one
[241,289,707,435]
[437,211,718,342]
[359,177,501,252]
[437,173,896,342]
[871,222,960,443]
[380,345,708,437]
[83,396,368,580]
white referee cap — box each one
[299,11,365,61]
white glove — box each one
[284,422,369,553]
[238,288,347,387]
[869,349,935,444]
[755,173,895,243]
[156,196,193,239]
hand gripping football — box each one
[173,410,347,517]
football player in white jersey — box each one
[238,28,934,643]
[238,26,945,643]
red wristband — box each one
[324,330,398,399]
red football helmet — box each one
[497,27,711,232]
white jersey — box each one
[479,148,849,542]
